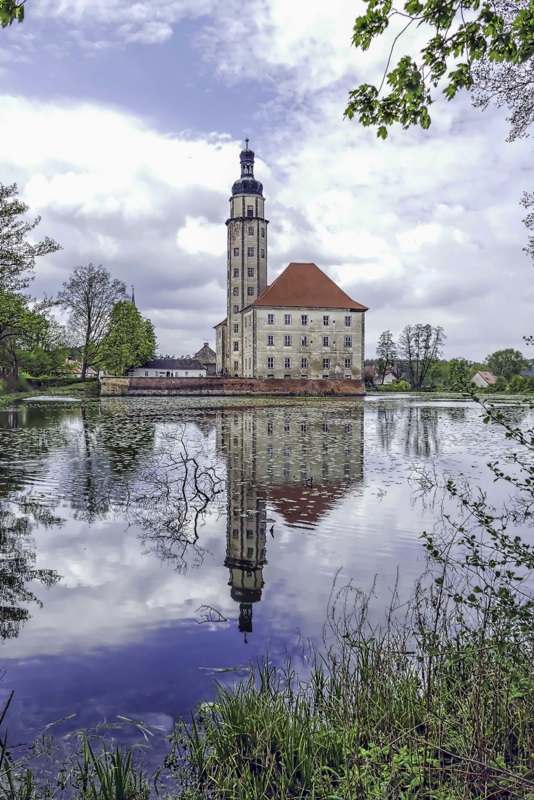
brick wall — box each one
[100,376,364,397]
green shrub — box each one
[376,379,411,391]
[2,375,30,393]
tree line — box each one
[0,182,156,389]
[372,325,532,391]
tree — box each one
[344,0,534,137]
[376,329,398,384]
[486,347,526,379]
[397,323,446,388]
[58,264,126,380]
[0,0,24,28]
[0,183,60,293]
[100,300,156,376]
[0,183,61,382]
[447,357,471,390]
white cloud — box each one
[177,217,226,256]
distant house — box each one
[521,370,534,378]
[194,342,217,376]
[364,366,398,385]
[130,358,207,378]
[64,359,98,378]
[471,371,497,388]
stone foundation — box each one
[100,376,364,397]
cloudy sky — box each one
[1,0,533,360]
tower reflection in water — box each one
[216,404,364,639]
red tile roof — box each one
[476,371,496,385]
[214,318,227,328]
[248,263,368,311]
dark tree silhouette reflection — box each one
[128,425,226,573]
[0,500,61,640]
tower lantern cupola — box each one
[232,138,263,197]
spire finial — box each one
[245,137,249,149]
[131,284,136,307]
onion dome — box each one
[231,138,264,197]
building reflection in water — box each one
[216,404,364,640]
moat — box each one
[0,395,532,751]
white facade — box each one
[216,144,367,380]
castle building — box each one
[215,142,368,379]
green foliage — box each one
[486,347,526,380]
[397,323,446,388]
[345,0,534,135]
[447,357,471,390]
[377,378,411,390]
[0,183,60,293]
[100,301,156,376]
[0,183,61,380]
[0,0,24,27]
[58,264,127,380]
[376,329,398,384]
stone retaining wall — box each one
[100,376,364,397]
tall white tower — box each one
[225,140,268,375]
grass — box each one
[5,579,534,799]
[165,582,534,799]
[0,380,100,407]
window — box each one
[247,548,254,558]
[232,529,239,539]
[345,335,352,347]
[233,323,239,333]
[248,225,254,234]
[247,205,253,217]
[247,287,254,296]
[247,267,254,277]
[284,334,292,346]
[345,357,351,369]
[345,315,351,327]
[246,530,254,540]
[284,421,290,434]
[267,357,274,369]
[323,315,329,326]
[261,227,265,237]
[233,341,239,351]
[323,421,329,432]
[144,371,148,376]
[267,313,274,325]
[301,335,308,346]
[267,444,273,457]
[284,314,291,325]
[233,361,238,371]
[233,305,239,313]
[247,246,254,256]
[323,336,329,347]
[233,287,239,296]
[233,247,239,256]
[323,358,330,370]
[233,268,239,277]
[301,314,308,325]
[267,420,274,435]
[301,421,307,433]
[267,334,274,346]
[301,357,308,369]
[285,357,291,369]
[260,248,265,257]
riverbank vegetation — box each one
[0,399,532,798]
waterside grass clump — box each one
[3,582,534,799]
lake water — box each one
[0,395,532,753]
